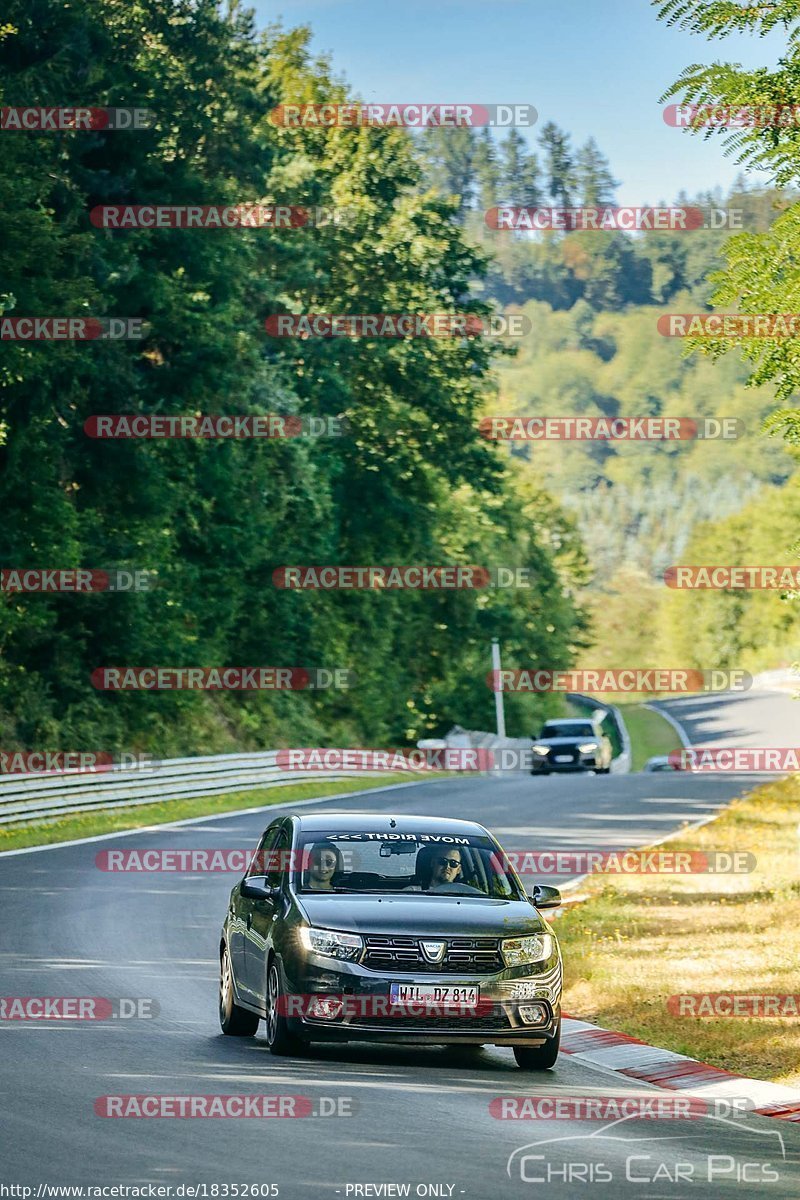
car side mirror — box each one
[530,884,562,909]
[241,876,276,900]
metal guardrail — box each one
[566,693,632,774]
[0,751,383,827]
[422,691,632,776]
[1,686,638,827]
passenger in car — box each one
[305,843,343,891]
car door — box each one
[232,824,281,1001]
[243,826,290,1003]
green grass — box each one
[0,773,417,852]
[617,702,683,772]
[566,698,678,770]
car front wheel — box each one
[513,1020,560,1070]
[219,946,259,1036]
[265,960,308,1057]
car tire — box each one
[265,959,308,1057]
[219,946,259,1037]
[513,1020,560,1070]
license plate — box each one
[555,754,573,763]
[390,983,480,1006]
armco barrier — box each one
[565,693,631,774]
[0,751,388,827]
[419,693,632,776]
[1,689,636,828]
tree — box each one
[497,129,541,207]
[656,0,800,432]
[574,137,619,205]
[416,125,478,218]
[473,127,502,212]
[538,121,576,207]
[0,3,590,752]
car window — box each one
[267,830,291,889]
[540,722,595,739]
[246,825,281,878]
[294,831,525,899]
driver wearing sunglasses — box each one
[404,845,465,891]
[428,848,463,888]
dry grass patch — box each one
[556,775,800,1085]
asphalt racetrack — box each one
[2,687,798,1197]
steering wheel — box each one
[427,881,483,895]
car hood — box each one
[294,893,547,937]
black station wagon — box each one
[219,812,563,1069]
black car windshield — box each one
[294,831,526,899]
[540,722,595,739]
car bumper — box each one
[531,756,600,773]
[281,956,562,1045]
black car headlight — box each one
[501,934,553,967]
[531,745,549,756]
[298,926,363,962]
[577,742,599,754]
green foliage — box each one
[656,0,800,423]
[648,0,800,672]
[492,297,796,580]
[574,137,619,206]
[658,476,800,673]
[0,2,589,751]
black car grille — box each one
[546,746,578,764]
[356,1006,511,1031]
[362,935,503,974]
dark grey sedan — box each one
[219,812,563,1069]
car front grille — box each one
[546,747,578,763]
[355,1005,512,1031]
[362,935,503,974]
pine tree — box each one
[473,128,501,212]
[417,126,478,218]
[574,137,619,205]
[498,129,541,207]
[538,121,576,207]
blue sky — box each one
[253,0,787,201]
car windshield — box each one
[540,722,595,739]
[294,831,526,899]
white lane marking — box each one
[687,1078,800,1105]
[645,702,692,750]
[0,780,427,858]
[566,812,728,822]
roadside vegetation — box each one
[557,774,800,1086]
[617,703,682,772]
[1,3,799,759]
[0,774,417,853]
[0,2,589,759]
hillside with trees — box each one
[419,102,800,677]
[0,1,590,753]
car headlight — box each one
[298,927,363,961]
[532,745,549,756]
[501,934,553,967]
[577,742,598,753]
